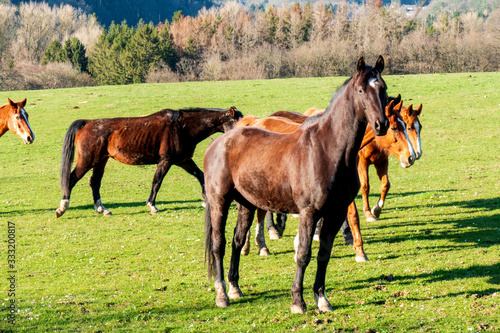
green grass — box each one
[0,72,499,332]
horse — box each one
[303,107,324,117]
[234,115,301,133]
[358,101,420,222]
[0,98,35,144]
[401,103,423,160]
[242,100,415,264]
[55,106,243,218]
[204,56,389,313]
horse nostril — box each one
[409,156,415,165]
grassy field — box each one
[0,71,499,332]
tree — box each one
[125,23,161,83]
[64,37,88,72]
[41,40,66,65]
[158,21,178,70]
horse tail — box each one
[60,119,87,194]
[204,200,215,280]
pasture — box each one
[1,72,499,332]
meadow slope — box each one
[0,72,499,332]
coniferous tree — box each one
[41,40,66,65]
[64,38,88,72]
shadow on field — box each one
[348,262,500,296]
[67,199,205,214]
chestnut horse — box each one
[55,107,243,218]
[0,98,35,144]
[358,101,420,222]
[204,56,389,313]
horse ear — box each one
[356,56,366,73]
[375,55,384,73]
[229,106,236,116]
[394,94,401,105]
[385,100,395,117]
[21,98,27,107]
[415,103,422,116]
[8,98,15,107]
[394,100,403,112]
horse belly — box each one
[108,134,161,165]
[234,172,299,214]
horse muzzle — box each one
[373,118,389,136]
[23,134,35,144]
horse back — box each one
[75,111,182,165]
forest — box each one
[0,0,498,90]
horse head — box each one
[221,106,244,132]
[383,100,415,168]
[352,56,389,136]
[7,98,35,144]
[400,103,423,159]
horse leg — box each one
[372,160,390,219]
[358,158,376,222]
[341,219,353,245]
[347,201,368,262]
[228,203,256,299]
[56,163,91,217]
[146,159,172,214]
[90,157,112,216]
[313,218,323,241]
[291,208,318,314]
[178,159,206,206]
[209,200,231,308]
[275,213,287,237]
[240,228,251,256]
[255,209,269,255]
[313,211,345,313]
[266,211,280,239]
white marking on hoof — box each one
[355,254,369,262]
[314,293,333,312]
[103,209,113,216]
[147,202,159,214]
[215,282,230,308]
[55,199,69,218]
[290,303,306,314]
[268,228,280,240]
[201,201,206,208]
[259,247,270,256]
[313,233,320,242]
[372,205,382,219]
[228,282,243,299]
[241,246,250,256]
[366,216,377,222]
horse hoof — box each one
[216,295,230,308]
[313,233,320,242]
[268,228,280,240]
[259,248,270,256]
[315,293,333,313]
[241,246,250,256]
[103,210,113,216]
[228,284,243,299]
[290,303,307,314]
[372,206,382,218]
[366,216,377,222]
[355,254,369,262]
[55,209,65,218]
[202,202,206,208]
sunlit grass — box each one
[0,72,499,332]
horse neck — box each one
[180,110,226,142]
[0,105,10,136]
[314,85,366,167]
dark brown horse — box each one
[0,98,35,144]
[204,56,389,313]
[55,106,243,217]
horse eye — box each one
[391,127,398,132]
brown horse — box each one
[0,98,35,144]
[204,56,389,313]
[401,103,423,160]
[244,100,415,264]
[55,106,243,218]
[235,115,300,133]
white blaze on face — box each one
[413,120,422,158]
[368,78,378,88]
[398,118,415,163]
